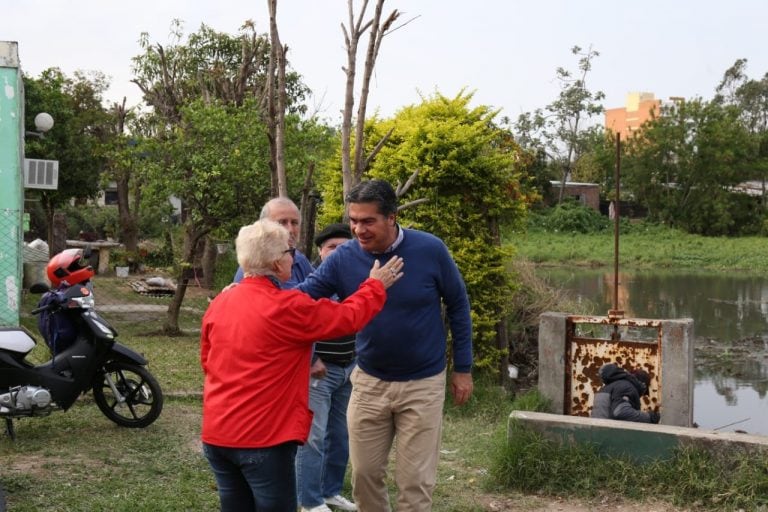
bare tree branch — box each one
[397,198,429,211]
[395,168,420,197]
[341,0,401,198]
[363,127,394,171]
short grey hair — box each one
[260,197,299,220]
[236,220,289,277]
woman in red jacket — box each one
[201,219,403,512]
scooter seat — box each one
[0,327,37,355]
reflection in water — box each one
[695,380,768,434]
[539,267,768,435]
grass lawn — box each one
[506,224,768,273]
[0,277,525,511]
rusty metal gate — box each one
[565,315,662,416]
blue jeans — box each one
[203,442,298,512]
[296,360,355,508]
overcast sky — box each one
[3,0,767,124]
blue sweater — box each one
[298,229,472,381]
[233,249,314,289]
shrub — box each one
[62,204,119,240]
[541,200,609,234]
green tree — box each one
[514,45,605,203]
[131,19,308,195]
[146,99,270,333]
[623,98,756,235]
[715,58,768,206]
[571,127,618,199]
[131,20,321,332]
[24,69,112,247]
[320,92,532,377]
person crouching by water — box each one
[201,220,404,512]
[591,363,660,424]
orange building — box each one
[604,92,661,140]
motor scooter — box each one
[0,282,163,440]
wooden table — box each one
[65,240,123,274]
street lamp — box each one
[25,112,54,138]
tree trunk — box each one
[352,0,384,182]
[112,98,141,254]
[340,4,360,200]
[164,272,187,336]
[340,0,400,197]
[267,0,288,197]
[496,319,510,388]
[116,174,139,253]
[558,164,569,203]
[201,235,217,289]
[299,162,317,261]
[164,223,207,335]
[487,216,510,387]
[51,211,67,257]
[44,196,54,253]
[275,42,288,197]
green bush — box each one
[62,204,119,240]
[537,201,609,234]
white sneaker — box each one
[325,495,357,511]
[301,505,332,512]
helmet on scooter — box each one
[47,248,95,287]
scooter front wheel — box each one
[92,361,163,428]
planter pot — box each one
[115,266,129,278]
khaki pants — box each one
[348,367,446,512]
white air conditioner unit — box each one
[23,158,59,190]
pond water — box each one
[537,267,768,436]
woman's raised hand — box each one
[369,256,404,290]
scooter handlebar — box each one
[30,303,55,315]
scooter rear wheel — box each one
[92,361,163,428]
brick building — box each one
[604,92,661,140]
[548,181,600,211]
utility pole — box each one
[0,41,24,326]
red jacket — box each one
[201,276,385,448]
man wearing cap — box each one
[297,223,358,512]
[232,197,313,287]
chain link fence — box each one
[0,210,23,326]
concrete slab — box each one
[510,411,768,462]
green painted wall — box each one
[0,42,23,326]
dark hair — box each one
[631,369,651,396]
[632,369,650,385]
[346,180,398,216]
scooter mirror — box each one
[29,283,50,294]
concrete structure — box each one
[0,42,23,326]
[605,92,661,140]
[65,239,123,274]
[510,411,768,462]
[547,181,600,211]
[538,312,695,428]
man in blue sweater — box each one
[298,180,473,511]
[233,197,313,287]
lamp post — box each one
[25,112,54,139]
